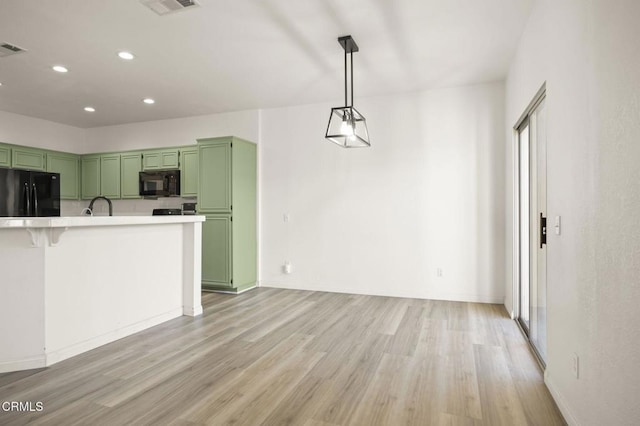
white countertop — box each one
[0,215,205,229]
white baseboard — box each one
[260,281,503,304]
[502,304,515,319]
[183,305,203,316]
[235,285,257,294]
[207,285,257,295]
[545,374,579,425]
[0,355,46,373]
[45,308,183,367]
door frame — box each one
[512,83,547,366]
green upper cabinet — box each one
[12,147,46,171]
[142,149,179,170]
[1,143,210,202]
[100,154,121,199]
[81,155,101,199]
[180,146,198,197]
[121,152,142,199]
[81,153,121,200]
[0,144,11,167]
[198,140,231,213]
[46,152,80,200]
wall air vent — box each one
[141,0,199,16]
[0,42,27,58]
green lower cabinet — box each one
[0,144,10,167]
[46,152,80,200]
[121,153,142,199]
[81,155,101,199]
[201,214,257,293]
[202,215,232,289]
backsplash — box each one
[62,197,197,216]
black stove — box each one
[152,208,182,216]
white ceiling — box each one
[0,0,533,128]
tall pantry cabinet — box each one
[197,136,257,293]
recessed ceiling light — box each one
[143,98,155,105]
[84,107,96,112]
[52,65,68,73]
[0,82,3,86]
[118,51,135,60]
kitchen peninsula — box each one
[0,215,204,373]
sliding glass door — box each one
[516,91,547,365]
[518,123,530,332]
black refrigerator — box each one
[0,167,61,217]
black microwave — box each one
[139,170,180,197]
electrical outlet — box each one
[572,353,579,379]
[436,268,443,277]
[283,213,290,223]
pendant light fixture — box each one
[325,35,370,148]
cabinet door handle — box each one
[32,183,38,217]
[540,212,547,248]
[24,182,30,216]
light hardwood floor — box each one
[0,288,565,425]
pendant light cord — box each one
[343,46,355,108]
[350,50,354,108]
[344,48,348,108]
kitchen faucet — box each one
[86,196,113,216]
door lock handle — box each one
[540,212,547,248]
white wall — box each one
[0,110,86,153]
[83,109,260,154]
[260,83,505,302]
[0,107,259,155]
[505,0,640,424]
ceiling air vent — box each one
[0,42,27,58]
[141,0,199,16]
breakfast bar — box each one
[0,215,205,373]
